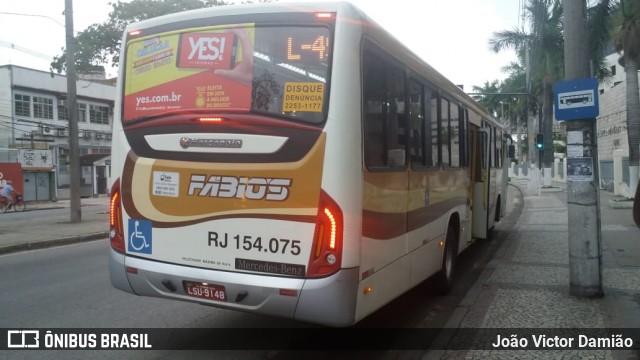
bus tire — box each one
[435,223,457,295]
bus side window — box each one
[427,91,439,167]
[409,79,424,166]
[363,46,406,170]
[440,97,451,167]
[450,103,461,168]
[409,78,438,169]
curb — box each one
[0,232,109,255]
[608,199,634,209]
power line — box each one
[0,11,65,27]
[0,40,54,61]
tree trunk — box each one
[517,115,524,165]
[528,109,536,166]
[543,77,554,186]
[635,174,640,227]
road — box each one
[0,186,521,360]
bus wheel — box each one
[435,223,457,295]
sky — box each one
[0,0,521,92]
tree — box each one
[489,0,562,171]
[471,80,503,117]
[612,0,640,226]
[50,0,229,74]
[489,0,615,184]
[500,63,529,164]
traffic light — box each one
[536,134,544,149]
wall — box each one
[596,82,628,162]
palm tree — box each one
[500,63,529,164]
[490,0,615,184]
[471,80,503,118]
[612,0,640,225]
[490,0,563,177]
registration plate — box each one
[183,281,227,302]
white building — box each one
[0,65,115,200]
[596,52,640,197]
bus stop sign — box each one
[554,77,599,121]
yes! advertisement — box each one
[124,24,255,121]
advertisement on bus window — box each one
[123,24,255,121]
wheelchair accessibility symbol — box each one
[128,219,152,254]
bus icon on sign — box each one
[557,89,595,110]
[560,93,592,106]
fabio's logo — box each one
[187,175,292,201]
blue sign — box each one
[554,77,599,121]
[128,219,152,254]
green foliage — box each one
[489,0,616,97]
[50,0,230,74]
[553,143,566,154]
[471,80,502,117]
[614,0,640,61]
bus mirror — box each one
[508,145,515,159]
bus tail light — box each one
[110,179,125,253]
[197,116,225,123]
[307,190,343,278]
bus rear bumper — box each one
[109,248,359,326]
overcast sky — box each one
[0,0,521,91]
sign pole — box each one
[561,0,603,298]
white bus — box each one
[109,1,510,327]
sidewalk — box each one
[0,197,109,254]
[427,179,640,359]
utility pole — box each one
[562,0,603,297]
[65,0,81,223]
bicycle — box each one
[0,193,26,213]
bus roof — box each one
[124,2,353,33]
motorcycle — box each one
[0,193,26,213]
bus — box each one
[109,1,510,327]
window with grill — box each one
[14,94,31,117]
[58,104,69,121]
[78,103,87,122]
[33,96,54,119]
[89,105,109,124]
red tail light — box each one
[110,179,125,253]
[197,116,225,123]
[307,190,343,277]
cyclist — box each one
[1,180,16,209]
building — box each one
[596,52,639,196]
[0,65,115,200]
[597,52,631,162]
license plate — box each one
[183,281,227,302]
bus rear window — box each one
[123,23,332,124]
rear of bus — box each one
[109,3,362,327]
